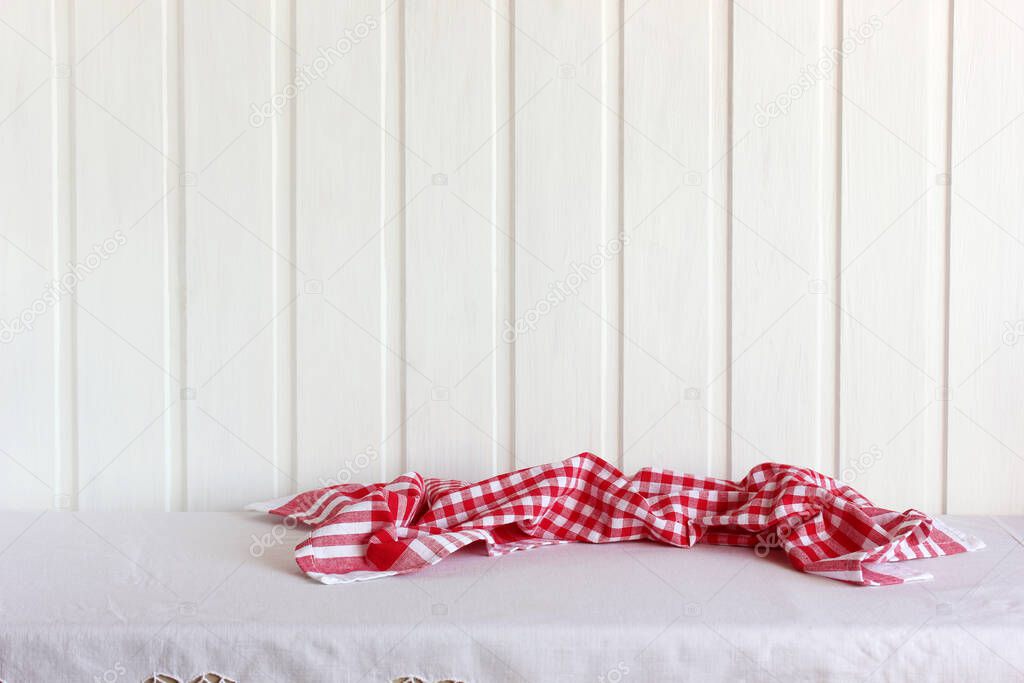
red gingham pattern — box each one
[249,453,983,586]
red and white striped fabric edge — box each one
[247,452,984,587]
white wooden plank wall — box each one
[295,0,395,495]
[622,0,729,476]
[948,0,1024,512]
[0,0,1022,514]
[839,0,949,512]
[75,0,171,511]
[513,0,608,468]
[731,0,839,479]
[0,0,56,510]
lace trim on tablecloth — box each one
[142,674,236,683]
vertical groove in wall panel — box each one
[832,2,843,482]
[493,0,515,475]
[938,0,954,513]
[948,0,1024,513]
[270,0,296,496]
[294,1,392,490]
[600,0,623,469]
[51,0,78,510]
[930,0,954,513]
[706,0,732,478]
[839,0,946,512]
[163,0,187,510]
[818,0,841,479]
[924,0,955,512]
[381,0,406,480]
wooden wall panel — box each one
[0,0,59,509]
[183,0,285,510]
[512,0,612,467]
[622,0,730,476]
[404,0,513,480]
[730,0,839,477]
[948,0,1024,513]
[295,0,395,489]
[839,0,949,512]
[74,0,176,510]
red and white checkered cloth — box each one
[248,452,983,586]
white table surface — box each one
[0,512,1021,682]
